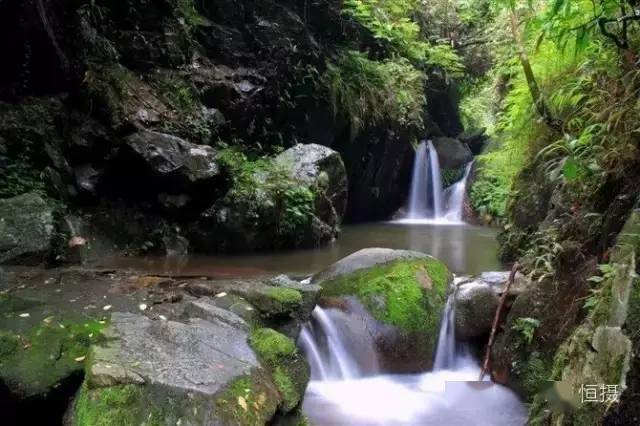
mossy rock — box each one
[249,328,310,413]
[0,319,105,398]
[316,249,452,372]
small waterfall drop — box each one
[403,140,473,224]
[407,140,443,219]
[299,294,526,425]
[443,161,474,223]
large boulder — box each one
[314,248,453,372]
[275,143,348,229]
[432,137,473,170]
[188,144,347,252]
[0,193,55,265]
[72,300,310,425]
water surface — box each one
[95,222,500,278]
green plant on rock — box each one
[512,317,540,344]
[321,51,425,136]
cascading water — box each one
[402,140,473,224]
[298,294,526,425]
[443,161,474,223]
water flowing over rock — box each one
[300,283,527,425]
[313,248,452,372]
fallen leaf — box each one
[74,356,86,362]
[237,396,247,411]
[19,313,30,318]
[216,292,227,298]
[43,316,54,323]
[102,305,112,311]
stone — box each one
[458,128,488,155]
[188,143,347,252]
[454,281,499,339]
[432,137,473,170]
[122,130,220,185]
[313,248,430,284]
[0,193,55,265]
[315,249,453,372]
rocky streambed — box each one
[0,247,523,425]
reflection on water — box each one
[95,222,500,278]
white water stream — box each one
[299,294,526,425]
[399,140,474,225]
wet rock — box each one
[454,281,499,339]
[314,249,453,372]
[0,193,55,265]
[432,137,473,170]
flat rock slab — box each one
[90,312,258,396]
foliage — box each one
[0,159,46,198]
[217,148,316,241]
[321,51,425,135]
[512,317,541,344]
[342,0,464,74]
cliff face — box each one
[0,0,463,255]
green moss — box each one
[0,320,106,397]
[248,328,309,413]
[273,367,300,412]
[249,328,296,364]
[321,258,450,334]
[0,331,19,357]
[265,288,303,306]
[74,383,163,426]
[215,374,280,425]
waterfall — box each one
[298,306,379,380]
[299,295,527,425]
[403,140,473,224]
[443,161,474,223]
[407,140,443,219]
[432,294,457,370]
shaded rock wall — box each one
[0,0,464,255]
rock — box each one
[275,143,348,229]
[458,128,488,155]
[315,249,453,372]
[432,137,473,170]
[74,308,310,424]
[0,193,55,265]
[122,130,220,186]
[454,281,499,339]
[188,143,347,252]
[313,248,430,284]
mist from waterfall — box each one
[400,140,473,225]
[298,295,526,425]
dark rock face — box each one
[0,193,55,265]
[432,136,473,170]
[0,0,466,258]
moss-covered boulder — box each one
[314,248,452,372]
[0,193,56,265]
[187,144,347,252]
[73,302,312,425]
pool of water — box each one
[94,222,500,278]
